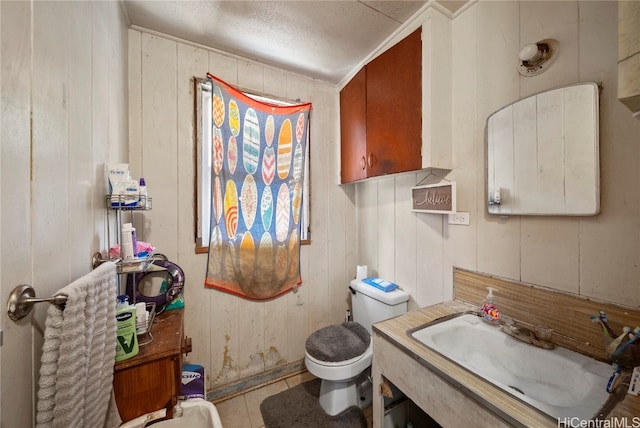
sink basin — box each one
[409,313,612,421]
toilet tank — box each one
[350,279,409,335]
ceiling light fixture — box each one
[518,39,559,77]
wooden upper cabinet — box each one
[340,12,453,184]
[340,28,422,183]
[366,28,422,178]
[340,67,367,183]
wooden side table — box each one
[113,308,191,422]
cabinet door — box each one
[340,67,367,183]
[113,356,179,422]
[366,28,422,177]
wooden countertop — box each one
[373,301,640,427]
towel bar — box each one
[7,284,67,321]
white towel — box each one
[36,261,122,428]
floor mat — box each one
[260,378,367,428]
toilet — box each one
[304,278,409,416]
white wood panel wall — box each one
[1,1,128,425]
[356,172,445,313]
[1,3,32,424]
[474,1,522,282]
[128,30,354,391]
[513,97,538,213]
[356,1,640,314]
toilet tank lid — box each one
[350,279,409,305]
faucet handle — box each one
[534,325,553,341]
[501,315,514,327]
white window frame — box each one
[194,78,310,249]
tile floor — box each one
[213,370,373,428]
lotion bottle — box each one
[115,297,139,361]
[121,224,134,259]
[121,223,138,258]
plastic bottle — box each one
[135,302,148,335]
[139,177,148,209]
[115,298,139,361]
[481,286,501,324]
[121,223,138,259]
[598,310,617,338]
[116,294,130,310]
[130,224,138,256]
[120,224,133,259]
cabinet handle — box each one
[367,153,376,168]
[360,156,366,170]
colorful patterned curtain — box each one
[204,73,312,300]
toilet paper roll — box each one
[356,265,368,280]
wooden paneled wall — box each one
[128,30,356,394]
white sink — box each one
[410,313,612,421]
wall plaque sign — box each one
[411,182,456,214]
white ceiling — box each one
[123,0,466,85]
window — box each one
[194,77,310,251]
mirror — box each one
[125,258,185,308]
[486,82,600,216]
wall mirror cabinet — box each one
[486,82,600,216]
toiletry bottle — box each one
[115,297,139,361]
[139,177,148,209]
[481,287,501,324]
[121,223,134,259]
[599,311,617,338]
[130,223,138,256]
[135,302,148,335]
[121,223,138,258]
[116,294,130,310]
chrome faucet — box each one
[500,316,555,350]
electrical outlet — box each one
[448,212,470,226]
